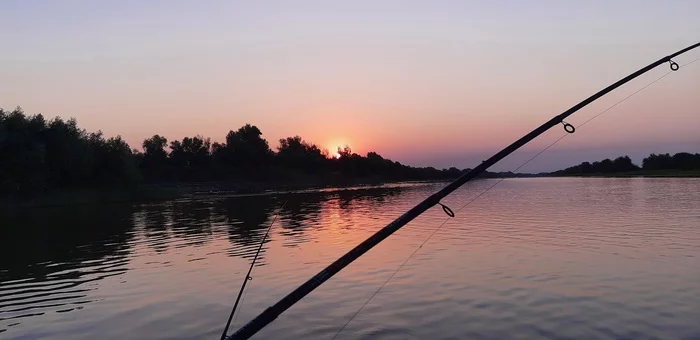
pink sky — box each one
[2,1,699,172]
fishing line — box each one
[227,42,700,340]
[230,273,251,328]
[330,54,700,340]
[578,55,700,130]
[220,200,287,340]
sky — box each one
[1,0,699,173]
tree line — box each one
[551,153,700,175]
[1,107,520,197]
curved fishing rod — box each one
[225,41,700,340]
[220,201,287,340]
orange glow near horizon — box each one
[325,139,354,156]
[3,1,700,174]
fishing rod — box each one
[220,200,287,340]
[224,41,700,340]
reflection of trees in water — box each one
[135,195,280,261]
[135,199,227,253]
[335,186,404,212]
[332,187,408,234]
[278,193,323,230]
[275,193,324,248]
[135,199,219,253]
[170,199,214,248]
[211,195,277,259]
[0,184,412,297]
[135,201,172,254]
[134,185,414,264]
[0,205,135,331]
[0,204,135,282]
[273,186,409,247]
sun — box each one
[326,139,352,159]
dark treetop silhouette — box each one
[551,153,700,176]
[2,106,698,201]
[0,106,526,199]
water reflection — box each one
[274,193,323,250]
[170,199,214,248]
[10,180,695,340]
[0,182,497,336]
[0,183,436,336]
[134,202,171,254]
[213,195,276,259]
[0,204,134,332]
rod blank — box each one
[225,41,700,340]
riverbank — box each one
[552,169,700,178]
[0,186,181,210]
[5,169,699,209]
[2,169,546,209]
[0,177,447,210]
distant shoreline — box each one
[548,169,700,178]
[5,170,699,210]
[1,178,445,210]
[2,168,545,209]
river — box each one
[1,178,699,339]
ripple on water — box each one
[1,178,699,339]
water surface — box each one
[1,178,699,339]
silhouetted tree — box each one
[0,107,138,195]
[138,134,169,181]
[142,135,168,166]
[554,155,641,175]
[212,124,272,173]
[168,135,211,181]
[276,136,326,173]
[612,156,637,172]
[642,152,700,170]
[643,153,671,170]
[0,106,576,199]
[86,133,139,186]
[169,136,211,167]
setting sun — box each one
[326,139,352,157]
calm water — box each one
[1,178,699,340]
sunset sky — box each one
[2,1,699,172]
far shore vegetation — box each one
[550,154,700,178]
[0,107,525,207]
[2,107,698,208]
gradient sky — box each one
[2,1,699,172]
